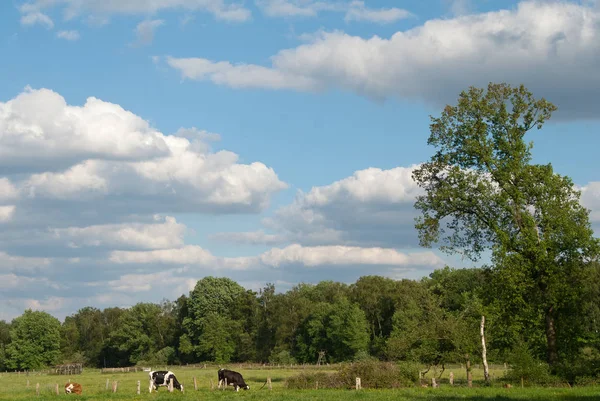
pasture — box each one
[0,365,598,401]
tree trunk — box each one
[480,315,490,383]
[545,307,558,366]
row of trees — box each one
[1,83,598,382]
[1,268,599,380]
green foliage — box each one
[6,310,61,370]
[504,342,556,385]
[413,82,600,366]
[269,349,297,365]
[286,361,419,389]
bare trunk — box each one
[465,354,472,388]
[480,315,490,383]
[545,307,558,366]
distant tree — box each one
[0,320,10,370]
[6,310,61,370]
[412,83,600,366]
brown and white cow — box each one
[64,382,83,394]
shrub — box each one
[269,349,297,365]
[504,343,557,385]
[286,360,418,389]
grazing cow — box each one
[64,382,82,394]
[218,368,250,391]
[149,370,183,392]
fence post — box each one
[27,379,30,388]
[55,384,59,395]
[112,381,118,393]
[193,377,198,391]
[106,379,109,390]
[169,378,173,392]
[137,380,140,395]
[36,383,40,396]
[224,378,227,391]
[449,372,454,386]
[355,377,361,390]
[432,377,438,388]
[267,377,272,390]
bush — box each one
[285,372,340,389]
[554,347,600,384]
[504,343,557,386]
[286,360,418,389]
[269,350,297,365]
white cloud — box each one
[0,87,170,172]
[166,57,320,91]
[256,0,411,22]
[222,165,424,248]
[56,30,80,40]
[50,216,187,250]
[257,244,444,268]
[110,245,217,265]
[0,178,18,202]
[210,230,286,245]
[19,4,54,29]
[344,1,413,24]
[0,252,50,271]
[0,206,16,223]
[20,0,252,23]
[133,19,164,46]
[581,181,600,223]
[1,87,287,215]
[256,0,342,17]
[168,1,600,119]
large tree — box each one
[412,83,599,366]
[6,310,62,370]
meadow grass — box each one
[0,366,598,401]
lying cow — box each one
[64,382,82,394]
[218,368,250,391]
[149,370,183,392]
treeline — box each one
[1,266,599,382]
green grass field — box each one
[0,365,598,401]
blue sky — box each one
[1,0,599,321]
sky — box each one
[1,0,600,321]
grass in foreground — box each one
[0,367,598,401]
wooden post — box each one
[27,379,30,388]
[521,377,524,388]
[466,354,472,388]
[137,380,140,395]
[224,378,227,391]
[210,379,214,390]
[36,383,40,396]
[481,315,490,383]
[267,377,272,390]
[193,377,198,391]
[355,377,361,390]
[55,384,59,395]
[315,380,319,389]
[169,378,174,392]
[112,381,118,393]
[449,372,454,386]
[106,379,109,390]
[431,377,438,388]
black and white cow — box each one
[218,368,250,391]
[149,370,183,392]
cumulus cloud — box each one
[168,1,600,119]
[0,206,16,223]
[255,0,411,22]
[0,87,170,173]
[1,87,287,218]
[56,30,80,41]
[216,165,424,248]
[19,4,54,29]
[581,181,600,224]
[133,19,164,46]
[344,1,413,24]
[50,216,187,250]
[19,0,252,23]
